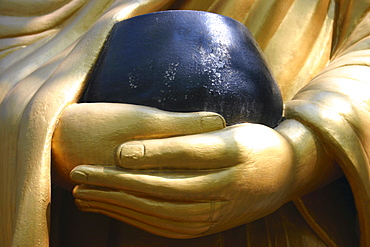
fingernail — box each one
[118,142,145,162]
[70,170,88,182]
[75,199,91,208]
[201,115,226,130]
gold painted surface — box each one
[0,1,175,246]
[1,0,370,246]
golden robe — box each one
[0,0,369,246]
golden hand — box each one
[51,103,225,189]
[70,120,339,238]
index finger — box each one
[57,103,226,140]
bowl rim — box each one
[120,9,247,28]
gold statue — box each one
[1,0,369,246]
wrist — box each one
[275,119,342,200]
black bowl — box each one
[81,10,283,127]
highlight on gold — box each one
[1,0,369,246]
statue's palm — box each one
[70,123,294,238]
[53,102,336,238]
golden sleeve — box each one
[284,1,370,245]
[165,0,370,244]
[0,1,174,246]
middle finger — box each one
[71,165,234,199]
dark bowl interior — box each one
[81,10,283,127]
